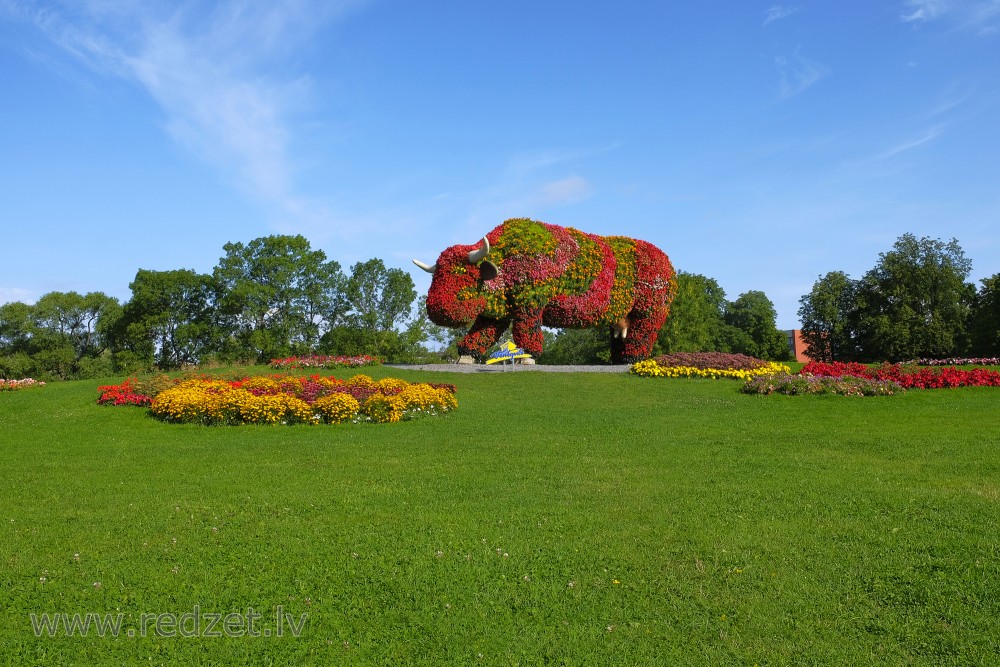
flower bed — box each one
[1,378,46,391]
[800,361,1000,389]
[97,375,174,407]
[270,355,381,370]
[650,352,775,371]
[910,357,1000,367]
[631,352,790,380]
[97,379,152,406]
[742,374,903,396]
[146,374,456,425]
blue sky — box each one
[2,1,999,328]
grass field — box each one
[1,367,999,665]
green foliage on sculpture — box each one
[414,218,677,364]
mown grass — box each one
[1,367,998,665]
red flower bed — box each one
[800,361,1000,389]
[97,379,153,406]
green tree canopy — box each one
[855,234,973,361]
[213,235,346,362]
[797,271,860,362]
[655,272,728,354]
[0,301,34,356]
[323,258,419,360]
[723,290,790,360]
[970,273,1000,356]
[12,291,122,379]
[538,328,609,365]
[344,258,416,333]
[118,269,218,369]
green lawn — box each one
[1,368,998,665]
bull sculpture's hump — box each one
[414,218,677,364]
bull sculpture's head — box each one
[413,237,500,327]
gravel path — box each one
[385,363,631,373]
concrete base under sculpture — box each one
[456,355,536,365]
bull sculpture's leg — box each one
[611,308,669,364]
[511,308,545,358]
[457,316,511,363]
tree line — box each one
[798,233,1000,362]
[0,235,434,380]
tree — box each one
[117,269,218,369]
[28,291,122,378]
[655,272,728,354]
[797,271,860,361]
[855,234,973,361]
[344,259,416,332]
[0,301,34,356]
[213,235,346,362]
[723,291,790,360]
[970,273,1000,356]
[0,301,37,379]
[538,328,609,364]
[321,259,418,361]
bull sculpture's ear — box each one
[479,260,499,281]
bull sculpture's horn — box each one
[468,237,490,264]
[412,259,437,273]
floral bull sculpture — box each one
[413,218,678,364]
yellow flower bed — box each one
[630,359,791,379]
[398,383,459,412]
[149,375,458,426]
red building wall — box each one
[785,329,813,363]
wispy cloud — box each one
[871,125,944,160]
[448,145,616,235]
[2,0,368,231]
[901,0,949,22]
[774,48,829,101]
[763,5,798,26]
[958,0,1000,32]
[901,0,1000,32]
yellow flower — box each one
[362,394,406,423]
[314,393,360,424]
